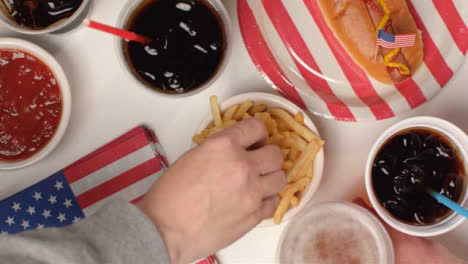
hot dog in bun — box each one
[317,0,423,84]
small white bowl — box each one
[365,116,468,237]
[0,38,71,170]
[193,92,325,227]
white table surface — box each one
[0,0,467,263]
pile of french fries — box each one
[193,96,324,224]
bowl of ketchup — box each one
[0,38,71,170]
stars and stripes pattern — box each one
[238,0,467,121]
[0,126,217,264]
[377,29,417,48]
[0,126,168,234]
[0,172,85,234]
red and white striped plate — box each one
[238,0,467,121]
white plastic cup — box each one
[277,202,395,264]
[0,0,90,34]
[115,0,232,97]
[365,116,468,237]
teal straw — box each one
[427,189,468,219]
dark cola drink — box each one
[123,0,226,94]
[0,0,83,29]
[372,128,466,225]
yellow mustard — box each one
[376,0,411,75]
[376,0,390,37]
[383,48,411,75]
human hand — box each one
[388,226,466,264]
[138,118,286,264]
[354,198,467,264]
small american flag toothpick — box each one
[376,29,417,49]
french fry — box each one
[287,140,324,183]
[307,162,314,179]
[273,116,290,132]
[254,112,277,135]
[287,148,300,161]
[293,134,308,152]
[268,133,283,146]
[279,183,305,198]
[297,161,313,180]
[278,132,295,148]
[192,135,205,145]
[274,177,311,224]
[206,121,215,130]
[282,160,293,173]
[201,129,209,138]
[272,126,279,136]
[207,126,224,137]
[294,112,304,125]
[233,100,254,120]
[248,103,267,115]
[223,120,236,128]
[223,104,240,122]
[280,148,290,158]
[277,138,288,149]
[290,196,299,207]
[279,184,292,198]
[254,112,267,122]
[270,108,319,142]
[267,115,278,135]
[242,113,252,120]
[210,96,223,127]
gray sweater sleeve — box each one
[0,201,170,264]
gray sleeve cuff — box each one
[73,201,170,264]
[0,202,169,264]
[0,201,170,264]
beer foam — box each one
[279,203,392,264]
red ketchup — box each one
[0,49,62,161]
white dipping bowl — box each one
[193,92,325,227]
[0,38,71,170]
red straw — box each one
[83,19,151,44]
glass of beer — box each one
[277,202,394,264]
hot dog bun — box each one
[317,0,423,84]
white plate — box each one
[193,92,325,227]
[238,0,467,121]
[0,38,71,170]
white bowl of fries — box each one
[192,93,325,227]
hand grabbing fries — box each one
[193,95,324,224]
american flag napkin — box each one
[0,126,168,234]
[0,126,217,264]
